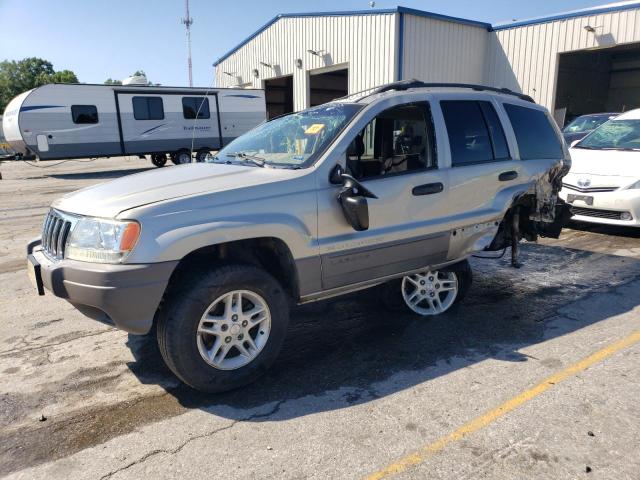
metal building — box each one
[214,2,640,123]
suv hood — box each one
[52,163,302,218]
[568,146,640,177]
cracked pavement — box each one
[1,157,640,479]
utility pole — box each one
[181,0,194,87]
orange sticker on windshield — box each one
[305,124,325,135]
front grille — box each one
[571,206,630,220]
[563,183,618,193]
[41,210,73,259]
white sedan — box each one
[560,109,640,226]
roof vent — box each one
[122,75,149,86]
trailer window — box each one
[71,105,98,124]
[182,97,210,119]
[132,97,164,120]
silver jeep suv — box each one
[27,80,571,392]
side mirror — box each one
[339,194,370,231]
[570,139,580,148]
[329,164,344,184]
[337,174,377,232]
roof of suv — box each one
[334,79,535,105]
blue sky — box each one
[0,0,615,87]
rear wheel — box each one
[195,148,210,162]
[171,149,192,165]
[379,260,472,316]
[157,264,289,393]
[151,153,167,167]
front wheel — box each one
[151,153,167,167]
[157,264,290,393]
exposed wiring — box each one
[472,247,508,259]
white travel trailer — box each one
[2,84,266,166]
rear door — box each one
[436,97,521,225]
[116,92,220,154]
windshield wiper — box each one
[226,152,266,167]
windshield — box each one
[563,114,615,133]
[576,119,640,150]
[211,103,363,168]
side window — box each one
[503,103,563,160]
[132,96,164,120]
[346,102,437,180]
[478,102,510,160]
[71,105,98,124]
[441,100,510,166]
[182,97,210,119]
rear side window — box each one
[441,100,510,166]
[182,97,210,119]
[503,103,563,159]
[478,102,509,160]
[71,105,98,124]
[132,96,164,120]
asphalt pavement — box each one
[1,157,639,479]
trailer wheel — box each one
[151,153,167,167]
[195,148,211,162]
[171,149,192,165]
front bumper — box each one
[27,240,178,334]
[559,188,640,227]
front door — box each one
[317,101,451,290]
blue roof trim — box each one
[492,1,640,31]
[213,6,490,66]
[396,7,491,29]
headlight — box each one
[66,217,140,263]
[627,180,640,189]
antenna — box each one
[181,0,194,87]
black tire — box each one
[151,153,167,167]
[195,148,210,162]
[157,264,290,393]
[171,149,192,165]
[378,259,472,314]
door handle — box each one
[499,170,518,181]
[412,182,444,196]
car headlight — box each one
[66,217,140,263]
[627,180,640,189]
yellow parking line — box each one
[365,330,640,480]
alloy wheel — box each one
[401,270,458,315]
[196,290,271,370]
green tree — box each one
[104,78,122,85]
[0,57,79,111]
[50,69,78,84]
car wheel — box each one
[157,264,290,393]
[195,148,210,162]
[171,149,192,165]
[379,260,472,316]
[151,153,167,167]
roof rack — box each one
[346,79,534,103]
